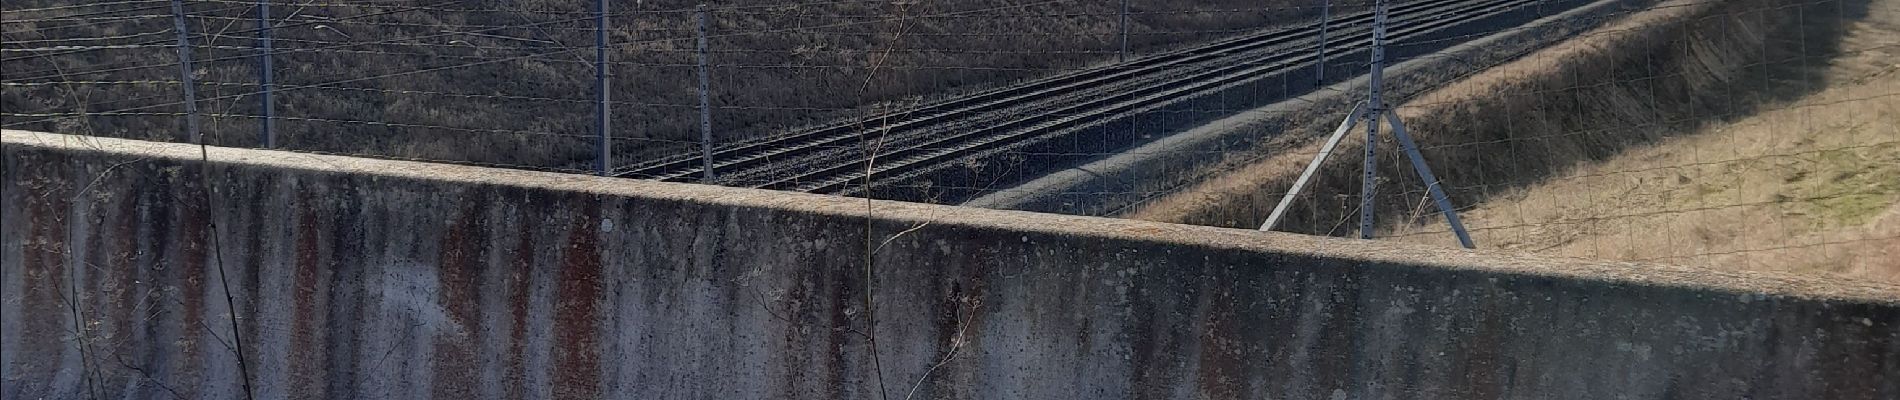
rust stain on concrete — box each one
[505,209,536,400]
[430,195,486,400]
[289,194,327,400]
[19,161,69,397]
[551,196,603,400]
[6,130,1900,399]
[101,183,143,394]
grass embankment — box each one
[1126,0,1898,280]
[1392,0,1900,281]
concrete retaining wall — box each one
[4,130,1899,399]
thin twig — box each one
[853,3,923,399]
[900,298,980,400]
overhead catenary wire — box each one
[0,3,252,33]
[3,0,1888,247]
[1,0,466,63]
[3,0,1070,79]
[3,0,1084,123]
[0,0,173,14]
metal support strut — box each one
[1261,0,1474,249]
[1383,110,1476,249]
[1261,102,1363,231]
[1359,0,1389,240]
[258,0,274,147]
[1316,0,1330,84]
[594,0,612,176]
[697,4,716,182]
[171,0,201,144]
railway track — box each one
[618,0,1568,203]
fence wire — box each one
[3,0,1895,275]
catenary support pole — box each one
[697,4,716,182]
[171,0,202,144]
[1358,0,1389,239]
[1262,102,1364,232]
[1316,0,1329,84]
[595,0,612,176]
[1383,111,1476,248]
[1263,0,1471,248]
[257,0,274,147]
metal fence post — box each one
[170,0,202,144]
[1317,0,1329,84]
[696,4,715,182]
[595,0,612,176]
[258,0,274,147]
[1119,0,1130,63]
[1358,0,1389,239]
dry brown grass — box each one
[1125,0,1735,228]
[1126,0,1899,281]
[1391,0,1900,282]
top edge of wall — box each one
[7,129,1898,305]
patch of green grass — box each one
[1788,143,1900,228]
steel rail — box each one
[614,1,1449,180]
[769,0,1537,194]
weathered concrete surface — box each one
[4,129,1899,399]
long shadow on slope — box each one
[1189,0,1875,235]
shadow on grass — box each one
[1196,0,1874,236]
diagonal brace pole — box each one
[1261,102,1365,231]
[1382,110,1475,249]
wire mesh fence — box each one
[1088,0,1899,277]
[4,0,1896,275]
[3,0,1348,173]
[1370,0,1899,274]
